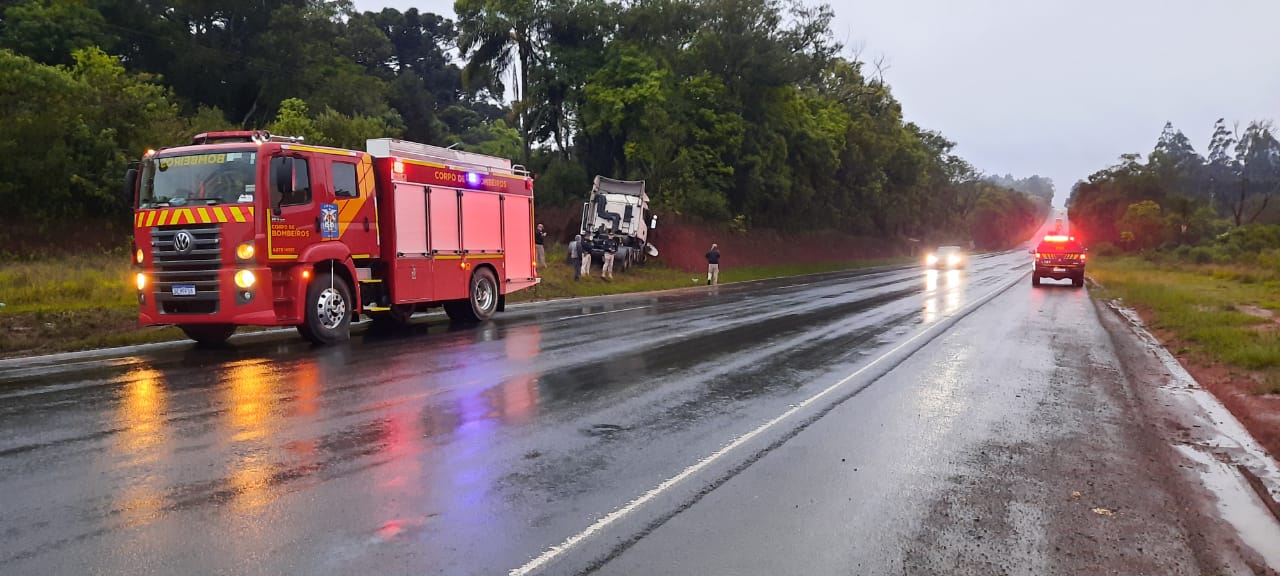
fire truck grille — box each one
[151,224,221,315]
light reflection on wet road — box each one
[1,253,1028,575]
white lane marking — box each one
[556,306,650,321]
[509,273,1025,576]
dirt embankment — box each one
[535,207,908,272]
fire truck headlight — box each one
[925,254,938,265]
[135,273,147,291]
[135,248,144,264]
[234,269,256,289]
[235,242,255,261]
[947,254,961,266]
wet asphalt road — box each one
[0,250,1261,575]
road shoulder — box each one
[1094,295,1280,572]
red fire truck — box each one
[126,132,538,345]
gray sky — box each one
[357,0,1279,206]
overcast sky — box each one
[356,0,1279,206]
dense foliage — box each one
[1068,120,1280,261]
[1,0,1047,248]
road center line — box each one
[556,306,650,321]
[509,269,1028,576]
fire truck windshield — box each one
[139,150,257,209]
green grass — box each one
[0,255,135,314]
[1,247,907,358]
[509,243,909,303]
[1091,256,1280,394]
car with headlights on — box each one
[924,245,965,269]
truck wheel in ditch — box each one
[1031,273,1040,287]
[180,324,236,347]
[370,304,415,329]
[298,271,352,345]
[445,268,499,323]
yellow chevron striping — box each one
[213,207,228,223]
[145,210,157,227]
[157,210,170,226]
[197,208,211,224]
[230,207,246,223]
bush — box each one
[1257,249,1280,272]
[1188,246,1215,264]
[1092,241,1120,256]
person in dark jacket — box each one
[579,233,595,279]
[601,234,619,279]
[534,223,547,269]
[706,243,720,285]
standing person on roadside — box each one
[569,234,583,281]
[579,232,595,279]
[602,234,618,280]
[534,223,547,269]
[706,243,721,285]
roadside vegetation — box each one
[1073,120,1280,458]
[1069,119,1280,395]
[2,0,1046,257]
[1091,257,1280,395]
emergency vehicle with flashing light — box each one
[1030,234,1087,288]
[126,132,538,345]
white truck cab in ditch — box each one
[580,176,658,271]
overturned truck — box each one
[580,176,658,272]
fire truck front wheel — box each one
[180,324,236,347]
[299,271,353,345]
[445,268,499,323]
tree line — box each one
[0,0,1048,249]
[1068,119,1280,258]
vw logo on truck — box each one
[173,230,194,254]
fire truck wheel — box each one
[180,324,236,347]
[445,268,499,323]
[299,272,352,344]
[1031,273,1040,287]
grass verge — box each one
[2,248,908,358]
[1090,256,1280,396]
[1091,255,1280,461]
[510,244,907,302]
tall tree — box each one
[455,0,541,161]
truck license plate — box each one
[1052,267,1066,273]
[172,284,197,296]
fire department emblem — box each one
[320,203,339,239]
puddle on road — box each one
[1173,444,1280,570]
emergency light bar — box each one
[1043,235,1074,242]
[366,138,529,177]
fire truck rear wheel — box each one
[299,271,352,344]
[1031,273,1040,287]
[180,324,236,347]
[445,268,499,323]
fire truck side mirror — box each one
[650,214,658,230]
[124,168,138,207]
[271,156,293,215]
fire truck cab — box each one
[127,132,538,346]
